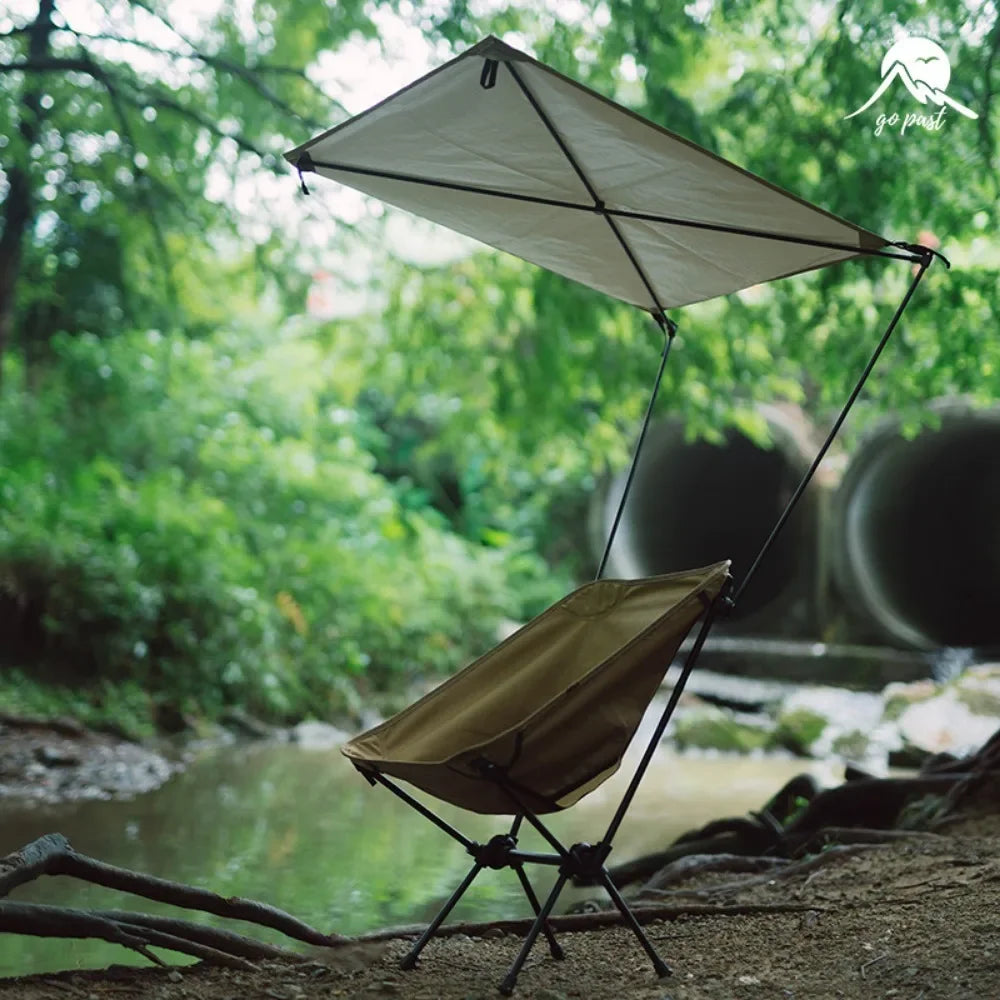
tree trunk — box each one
[0,0,55,387]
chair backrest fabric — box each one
[343,561,730,814]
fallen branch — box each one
[786,826,949,858]
[640,853,786,893]
[100,910,306,961]
[0,834,342,947]
[0,901,256,970]
[600,832,755,888]
[0,833,340,970]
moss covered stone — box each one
[831,729,871,760]
[773,707,828,756]
[673,705,773,754]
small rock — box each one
[482,927,505,939]
[34,745,80,767]
[291,721,350,749]
[775,685,892,763]
[167,969,183,983]
[897,692,999,755]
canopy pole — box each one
[732,246,940,608]
[600,586,728,848]
[499,62,683,582]
[504,61,672,321]
[596,317,676,579]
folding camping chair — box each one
[286,35,946,994]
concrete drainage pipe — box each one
[598,405,820,629]
[832,402,1000,649]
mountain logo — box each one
[844,36,978,121]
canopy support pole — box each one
[732,247,938,608]
[502,60,683,581]
[596,318,676,579]
[600,586,728,848]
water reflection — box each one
[0,720,829,977]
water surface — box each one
[0,717,829,977]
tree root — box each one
[0,833,342,969]
[639,852,786,893]
[637,842,890,901]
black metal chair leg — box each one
[400,861,484,970]
[513,866,564,960]
[598,868,671,979]
[499,872,568,996]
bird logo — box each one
[844,36,978,120]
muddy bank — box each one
[0,715,177,804]
[0,710,359,805]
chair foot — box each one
[653,956,673,979]
[513,864,564,962]
[498,977,516,996]
[597,866,672,980]
[399,950,419,972]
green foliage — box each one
[2,0,999,733]
[422,0,999,440]
[0,327,565,725]
[773,707,828,755]
[0,0,390,355]
[0,670,157,741]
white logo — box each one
[845,36,978,132]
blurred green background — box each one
[1,0,997,734]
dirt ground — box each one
[2,808,998,1000]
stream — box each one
[0,712,833,978]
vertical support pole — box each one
[733,252,934,607]
[597,317,677,579]
[601,588,727,848]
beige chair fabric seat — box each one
[343,561,730,815]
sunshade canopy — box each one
[343,561,730,815]
[287,36,888,313]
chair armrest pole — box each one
[370,771,476,852]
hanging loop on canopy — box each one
[889,241,952,269]
[480,58,499,89]
[295,152,316,196]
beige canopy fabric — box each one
[285,36,887,312]
[343,561,730,815]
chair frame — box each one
[355,591,724,994]
[348,244,943,995]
